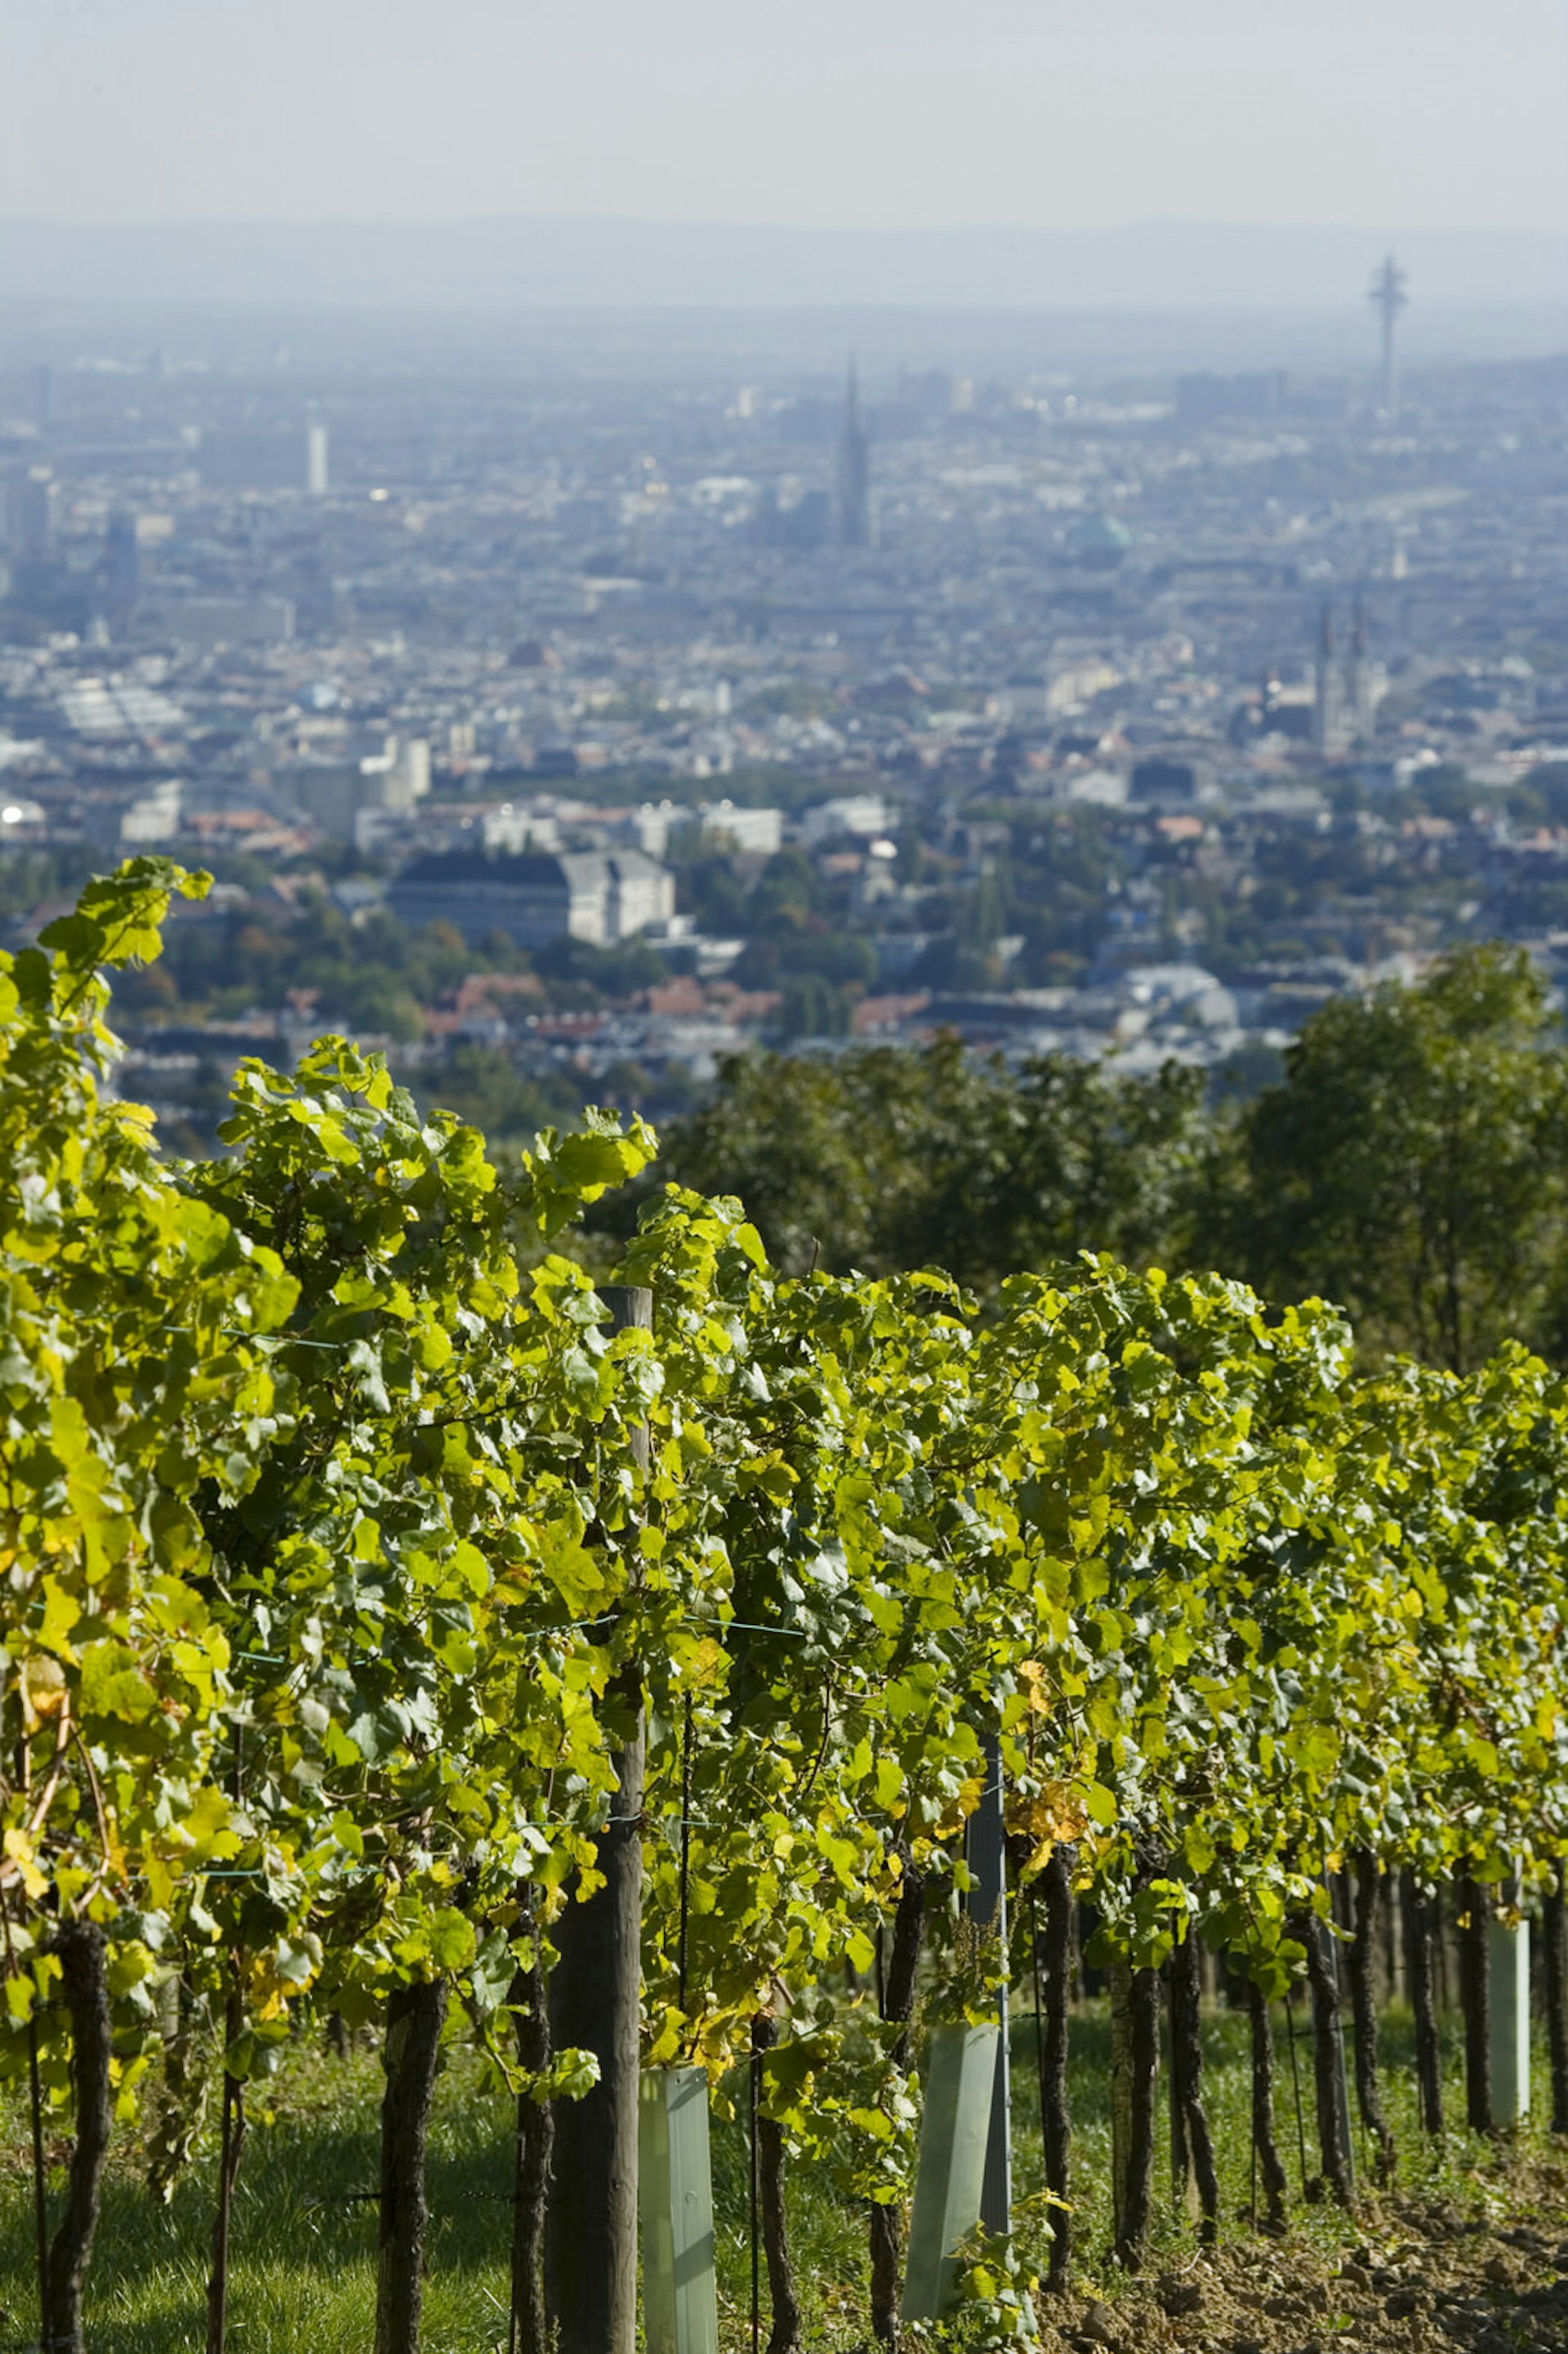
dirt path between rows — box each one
[1037,2165,1568,2354]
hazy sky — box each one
[2,0,1563,231]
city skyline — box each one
[1,221,1563,332]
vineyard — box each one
[5,861,1568,2354]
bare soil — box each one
[1039,2164,1568,2354]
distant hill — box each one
[0,217,1563,315]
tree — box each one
[775,974,852,1040]
[1230,945,1568,1369]
[642,1036,1206,1286]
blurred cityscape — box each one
[1,291,1565,1148]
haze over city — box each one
[4,0,1566,234]
[2,0,1566,1154]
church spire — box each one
[836,354,874,549]
[1314,600,1346,756]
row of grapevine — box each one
[4,863,1568,2353]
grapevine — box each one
[4,863,1568,2350]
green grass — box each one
[0,2001,1557,2352]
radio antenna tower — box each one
[1369,254,1409,421]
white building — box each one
[697,801,782,855]
[481,802,562,854]
[84,777,181,849]
[799,793,889,846]
[282,737,430,840]
[1046,656,1122,715]
[389,849,675,950]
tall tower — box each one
[836,357,874,549]
[1369,254,1409,421]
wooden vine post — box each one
[375,1977,448,2354]
[548,1283,653,2354]
[1544,1876,1568,2133]
[42,1919,113,2354]
[1167,1928,1218,2241]
[1110,1955,1160,2264]
[205,1973,247,2354]
[1459,1873,1494,2133]
[509,1886,554,2354]
[1035,1847,1074,2290]
[1489,1876,1530,2127]
[1405,1875,1446,2134]
[1294,1907,1354,2204]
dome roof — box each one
[1067,513,1132,568]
